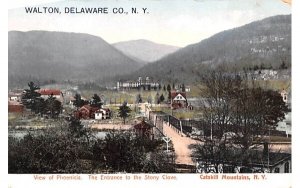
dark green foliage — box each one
[136,93,142,104]
[167,84,171,92]
[68,116,92,142]
[158,84,162,90]
[92,132,175,173]
[181,84,185,92]
[8,128,174,173]
[8,128,92,174]
[45,94,62,118]
[280,61,288,69]
[90,94,103,108]
[167,84,172,101]
[159,94,165,103]
[72,93,87,108]
[21,82,62,118]
[118,102,132,124]
[155,93,160,104]
[21,81,41,111]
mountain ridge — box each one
[113,39,180,63]
[8,30,143,88]
[122,14,291,84]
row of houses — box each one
[8,89,112,120]
[74,105,111,120]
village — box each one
[8,74,292,173]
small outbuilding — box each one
[134,120,154,139]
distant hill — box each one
[113,39,180,63]
[125,15,291,84]
[8,31,142,88]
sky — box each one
[8,0,291,47]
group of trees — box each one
[193,70,289,170]
[21,82,62,118]
[135,82,187,105]
[72,93,103,109]
[155,93,165,104]
[8,117,175,173]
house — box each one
[185,86,191,92]
[8,101,24,113]
[38,89,64,103]
[95,108,111,120]
[171,91,188,109]
[277,112,291,137]
[74,105,99,119]
[8,93,22,102]
[265,152,291,173]
[196,144,292,173]
[134,120,154,139]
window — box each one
[274,167,280,173]
[284,162,290,173]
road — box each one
[163,122,199,165]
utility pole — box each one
[210,114,213,140]
[163,136,171,152]
[180,120,183,136]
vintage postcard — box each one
[7,0,293,187]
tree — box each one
[193,70,289,169]
[72,93,85,109]
[8,121,93,173]
[167,84,172,101]
[68,116,92,143]
[45,94,62,118]
[92,132,175,173]
[155,93,160,104]
[280,61,288,69]
[172,83,175,90]
[8,120,174,173]
[163,85,166,91]
[21,81,42,112]
[136,93,142,104]
[118,102,132,124]
[159,94,165,103]
[158,84,162,90]
[90,94,103,108]
[181,84,186,92]
[167,84,171,92]
[34,97,47,116]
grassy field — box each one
[76,79,290,105]
[151,106,202,119]
[256,80,290,91]
[81,89,171,104]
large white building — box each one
[117,76,159,90]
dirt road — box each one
[163,122,199,165]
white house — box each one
[95,108,111,120]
